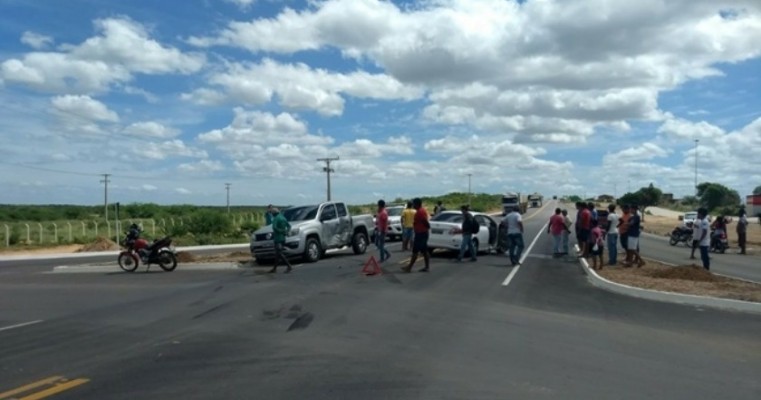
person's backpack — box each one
[471,218,480,233]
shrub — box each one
[187,211,234,236]
[239,221,260,235]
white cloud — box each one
[183,59,423,116]
[51,95,119,122]
[142,184,158,191]
[2,17,205,94]
[176,187,191,194]
[603,142,671,164]
[226,0,256,9]
[123,121,179,139]
[137,139,208,160]
[178,159,225,173]
[20,31,54,49]
[657,117,725,140]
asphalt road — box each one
[1,201,760,399]
[637,232,761,283]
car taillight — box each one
[449,228,463,235]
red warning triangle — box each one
[362,255,382,276]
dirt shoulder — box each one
[597,260,761,303]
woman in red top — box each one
[403,198,430,273]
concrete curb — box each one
[574,245,761,315]
[0,243,250,262]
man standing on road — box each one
[561,209,573,255]
[737,209,748,255]
[578,203,592,258]
[375,200,391,263]
[265,204,274,226]
[606,204,619,266]
[457,205,478,262]
[401,201,415,252]
[697,207,711,270]
[618,204,631,255]
[624,205,644,268]
[269,208,292,274]
[402,198,431,273]
[548,208,567,257]
[504,206,525,266]
[433,201,445,216]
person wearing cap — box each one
[268,207,292,274]
[457,205,478,262]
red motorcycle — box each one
[118,230,178,272]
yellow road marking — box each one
[523,201,552,221]
[0,376,62,400]
[19,378,89,400]
[0,376,89,400]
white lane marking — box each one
[0,320,43,332]
[502,221,549,287]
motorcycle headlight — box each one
[288,227,300,237]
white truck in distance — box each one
[502,192,528,215]
[250,202,373,264]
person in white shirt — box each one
[697,208,711,270]
[503,207,524,266]
[737,209,748,255]
[605,204,620,266]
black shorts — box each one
[413,232,429,253]
[620,234,628,249]
[579,229,590,242]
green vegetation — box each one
[754,185,761,195]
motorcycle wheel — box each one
[158,250,178,272]
[669,236,678,246]
[118,252,139,272]
[719,245,726,254]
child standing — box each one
[589,219,605,270]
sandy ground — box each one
[0,244,84,255]
[598,259,761,303]
[646,206,685,219]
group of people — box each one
[375,198,432,272]
[687,208,750,271]
[548,202,645,270]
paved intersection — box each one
[1,202,759,399]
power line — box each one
[225,183,231,214]
[317,156,339,201]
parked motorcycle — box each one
[118,231,178,272]
[669,225,693,246]
[709,229,728,254]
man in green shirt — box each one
[269,208,293,274]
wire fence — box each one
[0,213,267,247]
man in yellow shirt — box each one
[401,201,416,252]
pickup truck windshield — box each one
[283,206,319,222]
[387,207,404,217]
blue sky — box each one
[1,0,760,206]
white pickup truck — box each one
[250,201,373,264]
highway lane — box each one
[1,201,759,399]
[637,232,761,283]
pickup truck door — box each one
[320,204,341,248]
[335,203,352,245]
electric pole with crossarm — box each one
[317,156,339,201]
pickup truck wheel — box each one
[352,232,368,255]
[304,238,322,263]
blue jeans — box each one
[507,233,525,264]
[458,233,476,261]
[552,234,562,254]
[700,245,710,270]
[607,233,619,265]
[561,231,569,254]
[376,234,391,262]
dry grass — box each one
[597,260,761,303]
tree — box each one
[754,185,761,195]
[617,192,642,207]
[697,182,741,212]
[638,183,663,210]
[567,195,583,203]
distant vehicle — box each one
[528,193,543,208]
[552,195,558,200]
[682,211,698,227]
[502,192,528,215]
[250,201,373,264]
[371,205,405,241]
[427,211,501,255]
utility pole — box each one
[694,139,699,197]
[225,183,231,214]
[317,156,339,201]
[466,173,472,205]
[100,174,111,220]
